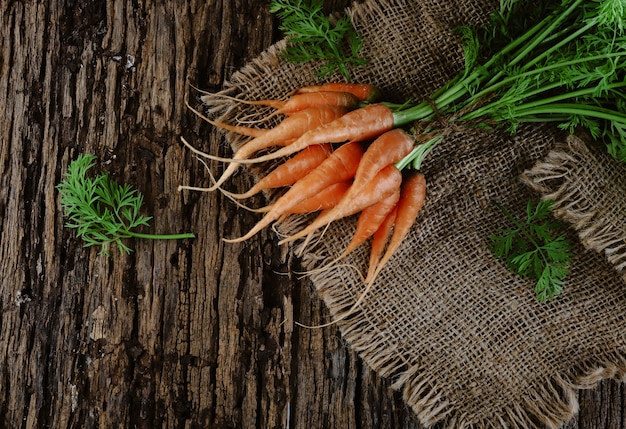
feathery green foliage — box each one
[391,0,626,167]
[57,154,195,256]
[490,200,572,302]
[269,0,366,79]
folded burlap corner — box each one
[522,135,626,277]
[196,0,626,427]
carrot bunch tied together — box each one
[181,82,429,286]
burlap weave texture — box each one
[200,0,626,427]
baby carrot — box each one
[230,103,396,165]
[224,144,332,199]
[279,164,403,245]
[365,205,398,282]
[343,128,415,199]
[223,141,365,243]
[294,83,381,103]
[280,180,352,216]
[200,105,349,190]
[278,129,414,245]
[365,172,427,285]
[338,190,400,260]
[210,91,360,119]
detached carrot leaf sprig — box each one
[269,0,366,79]
[490,199,572,302]
[57,154,195,256]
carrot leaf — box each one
[489,199,572,302]
[57,154,195,256]
[269,0,367,79]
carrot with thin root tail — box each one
[294,83,381,103]
[279,129,413,245]
[223,142,364,243]
[203,91,360,120]
[185,99,267,138]
[365,206,397,282]
[305,190,399,270]
[227,104,396,166]
[279,164,403,246]
[224,144,332,199]
[365,172,427,285]
[205,105,349,191]
[340,128,415,200]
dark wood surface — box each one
[0,0,623,427]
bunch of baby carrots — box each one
[181,82,428,286]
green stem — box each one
[395,135,442,171]
[127,231,196,240]
[510,103,626,124]
[429,6,560,110]
[463,82,626,121]
[461,51,626,111]
[508,0,585,70]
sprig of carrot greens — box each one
[58,154,195,256]
[490,200,572,302]
[269,0,366,79]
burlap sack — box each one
[195,0,626,427]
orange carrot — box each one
[365,205,398,282]
[337,189,400,260]
[201,105,349,191]
[281,180,352,216]
[223,141,365,243]
[278,129,414,245]
[211,91,360,119]
[228,104,396,166]
[224,144,332,199]
[365,172,427,285]
[278,164,403,245]
[295,83,381,103]
[343,128,415,198]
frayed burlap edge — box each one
[300,229,626,428]
[522,135,626,274]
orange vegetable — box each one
[215,91,360,119]
[295,83,381,103]
[278,129,414,244]
[338,190,400,260]
[225,144,333,199]
[281,180,352,216]
[223,141,365,243]
[197,105,349,191]
[365,172,427,285]
[341,128,415,200]
[231,103,396,165]
[365,206,397,283]
[279,163,403,246]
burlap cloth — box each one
[197,0,626,426]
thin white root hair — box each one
[180,135,277,165]
[178,155,267,213]
[295,219,336,257]
[293,260,357,279]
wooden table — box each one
[0,0,623,427]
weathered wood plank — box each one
[0,0,622,428]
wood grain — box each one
[0,0,622,427]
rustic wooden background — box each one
[0,0,624,427]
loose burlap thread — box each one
[195,0,626,427]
